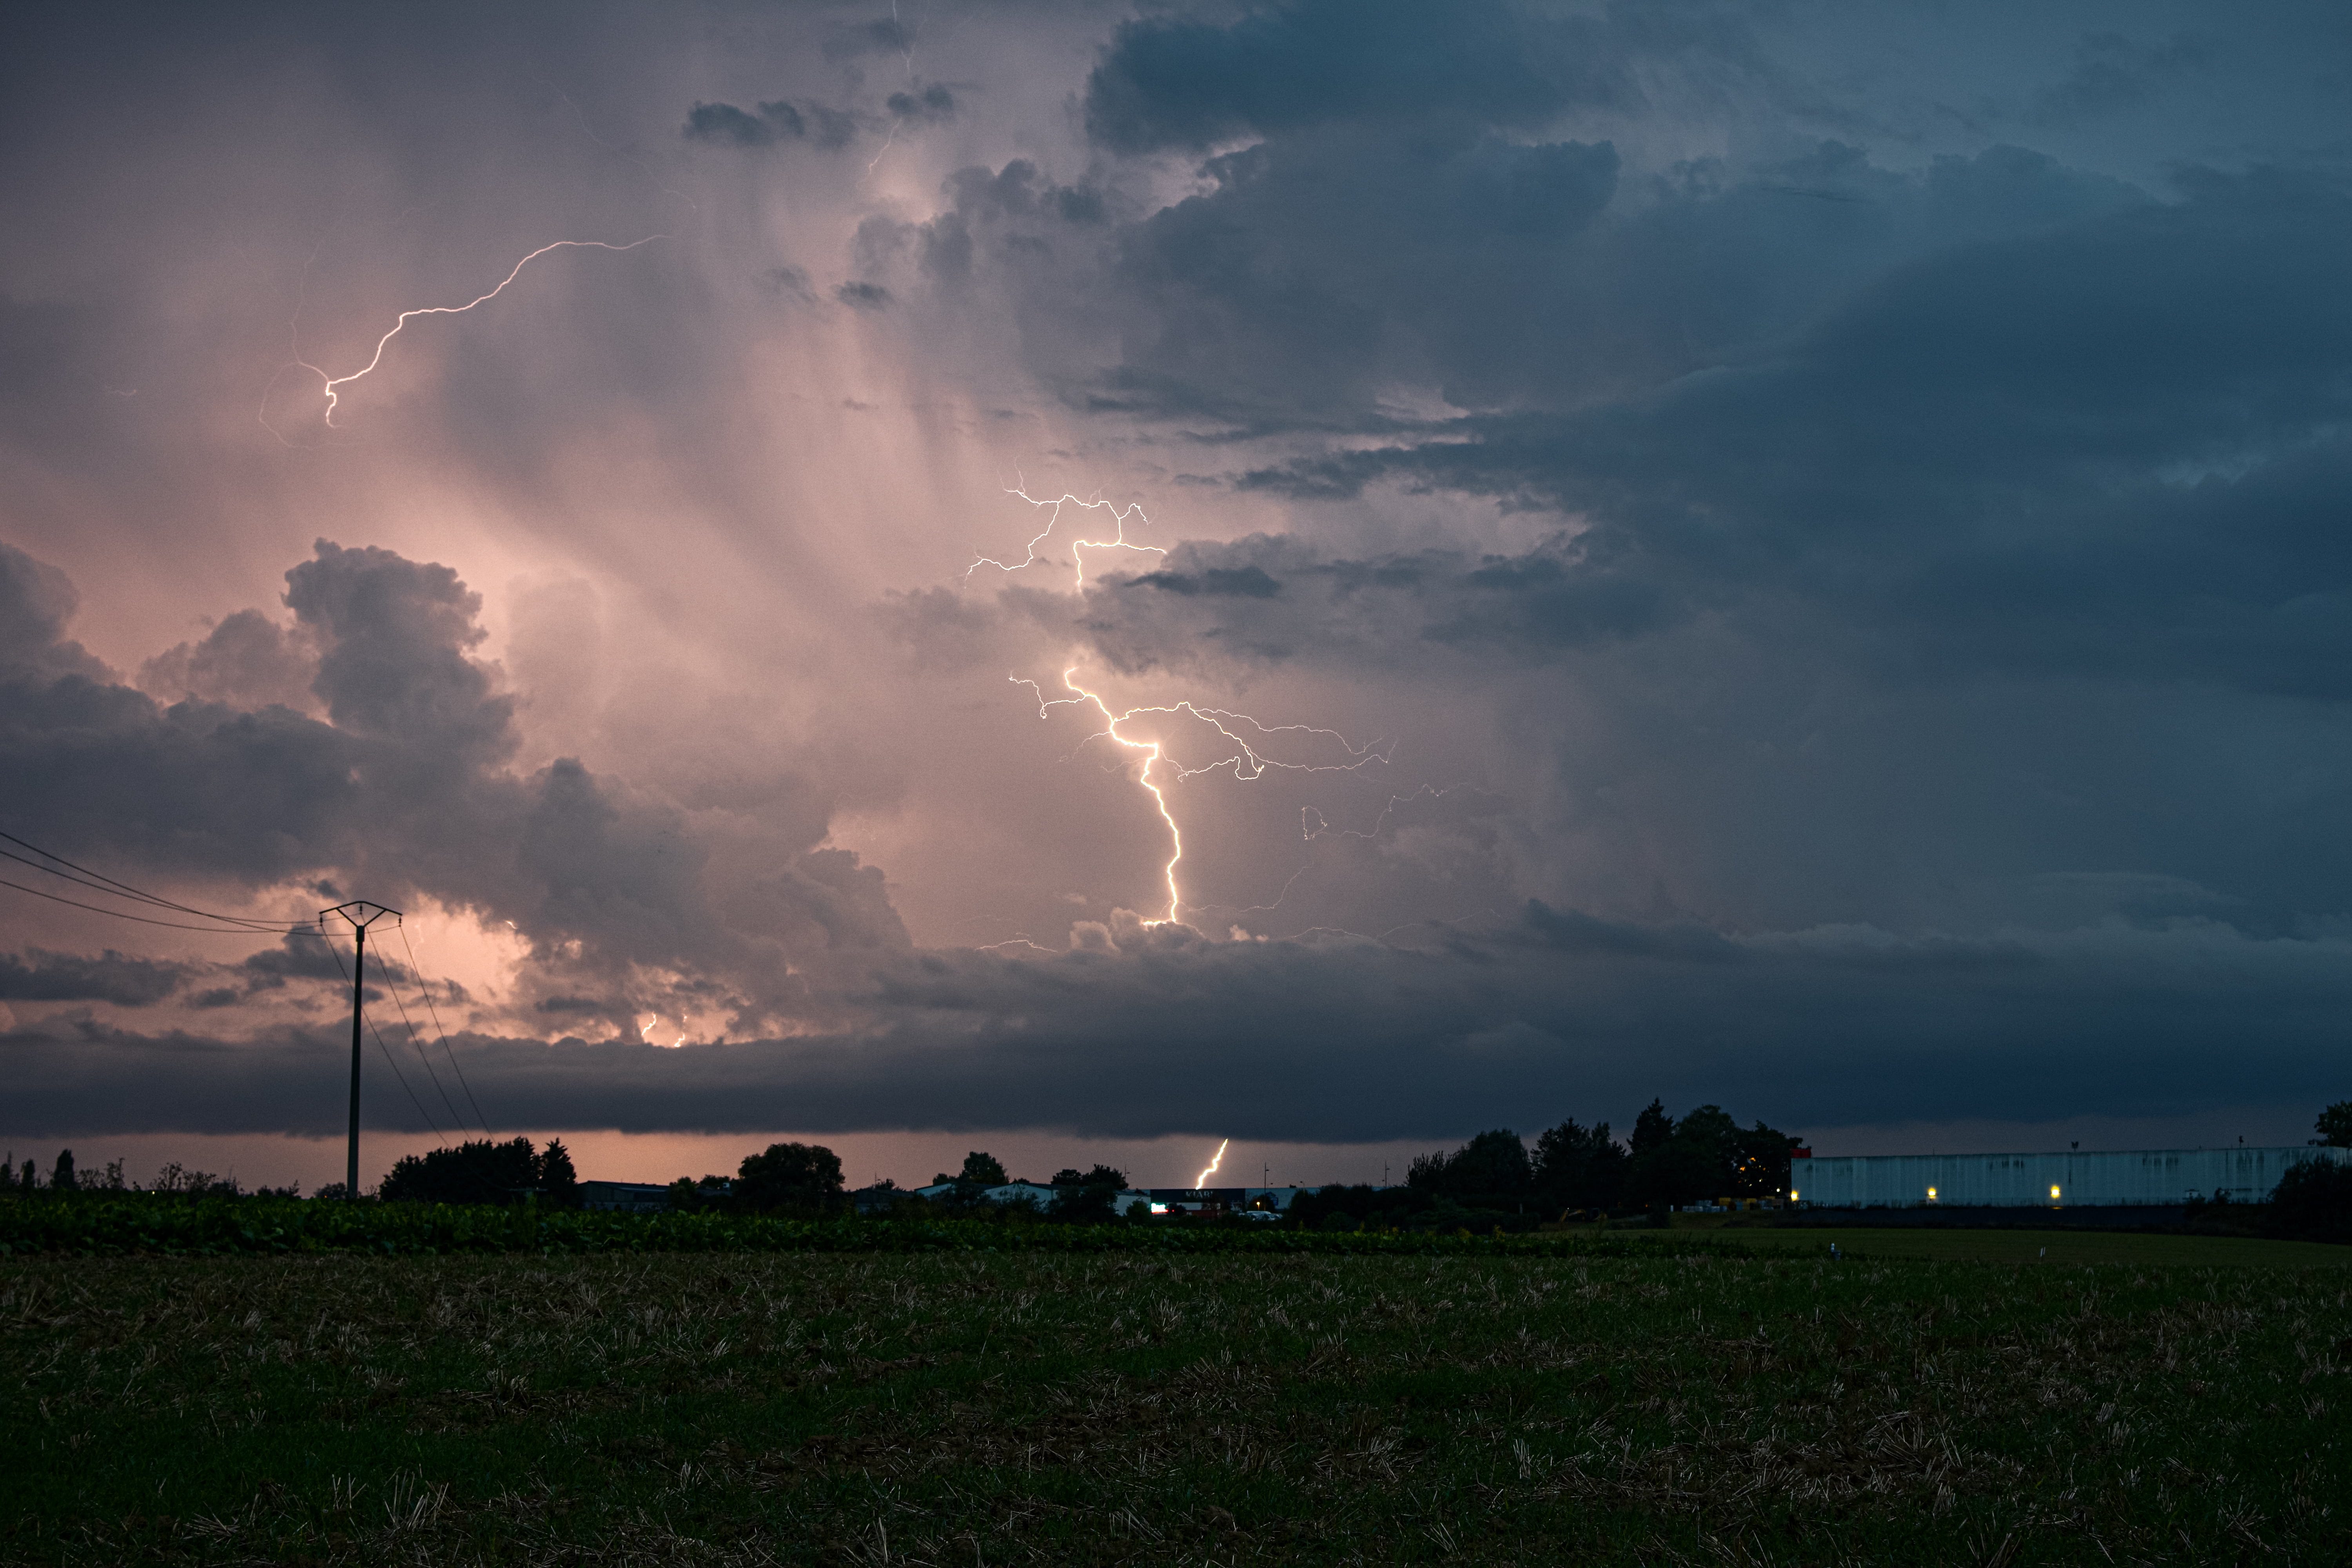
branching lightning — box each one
[1011,667,1392,926]
[264,235,665,440]
[1196,1138,1229,1187]
[968,486,1166,590]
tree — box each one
[1405,1131,1534,1208]
[1731,1119,1802,1200]
[1046,1163,1131,1224]
[735,1142,845,1211]
[951,1151,1007,1187]
[1629,1100,1675,1156]
[51,1149,75,1192]
[1532,1119,1627,1211]
[667,1175,732,1212]
[536,1139,581,1207]
[2317,1101,2352,1148]
[381,1137,540,1204]
[1672,1105,1743,1194]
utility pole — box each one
[321,901,400,1200]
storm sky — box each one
[4,1,2348,1186]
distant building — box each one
[1147,1186,1325,1214]
[848,1183,906,1214]
[1793,1145,2350,1208]
[913,1180,1155,1211]
[578,1180,670,1213]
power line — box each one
[0,829,298,933]
[376,941,469,1134]
[0,874,312,935]
[398,924,492,1135]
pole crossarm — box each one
[319,902,401,1199]
[320,901,402,931]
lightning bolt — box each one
[967,486,1166,590]
[1196,1138,1229,1187]
[1012,668,1392,926]
[267,235,665,437]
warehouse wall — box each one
[1792,1146,2350,1208]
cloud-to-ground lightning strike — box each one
[1196,1138,1229,1188]
[269,236,665,436]
[1012,668,1393,925]
[967,486,1166,590]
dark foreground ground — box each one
[5,1240,2349,1565]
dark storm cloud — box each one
[1185,166,2352,700]
[885,84,956,126]
[0,949,185,1006]
[0,539,905,1033]
[1068,534,1673,674]
[7,905,2347,1140]
[1083,0,1632,152]
[683,99,860,151]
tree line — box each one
[1290,1101,1800,1232]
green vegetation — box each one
[0,1193,1731,1260]
[7,1246,2350,1565]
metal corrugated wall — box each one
[1791,1145,2350,1207]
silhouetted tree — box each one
[735,1142,844,1211]
[536,1139,581,1207]
[942,1151,1007,1187]
[1403,1130,1536,1217]
[1629,1100,1675,1156]
[50,1149,75,1192]
[381,1137,540,1204]
[1044,1163,1131,1223]
[667,1175,732,1211]
[1731,1119,1802,1199]
[1532,1119,1627,1210]
[2318,1101,2352,1148]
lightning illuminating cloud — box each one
[1013,667,1392,925]
[968,486,1166,590]
[264,235,665,440]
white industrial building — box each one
[1793,1144,2349,1208]
[913,1180,1155,1211]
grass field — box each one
[7,1244,2350,1565]
[1640,1221,2352,1269]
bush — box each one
[2267,1159,2352,1243]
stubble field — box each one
[5,1245,2349,1565]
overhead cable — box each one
[398,924,492,1135]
